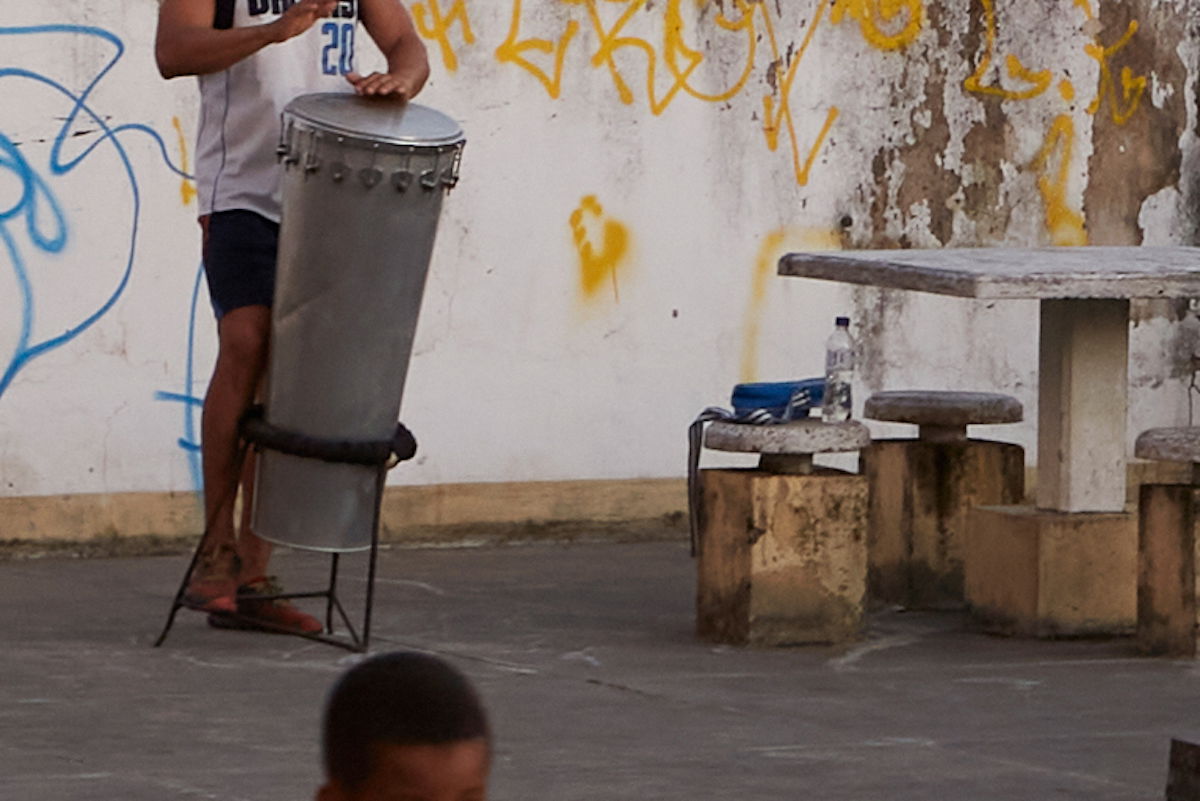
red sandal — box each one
[182,544,240,615]
[207,575,322,634]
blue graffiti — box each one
[0,24,202,488]
[153,264,207,493]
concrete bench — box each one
[695,420,871,646]
[1134,427,1200,656]
[862,391,1025,610]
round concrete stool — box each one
[1134,427,1200,656]
[704,419,871,475]
[1136,428,1200,485]
[697,419,872,646]
[864,390,1023,442]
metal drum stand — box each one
[154,406,417,652]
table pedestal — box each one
[965,505,1136,636]
[1037,299,1129,512]
[967,299,1136,636]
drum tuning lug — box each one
[330,162,348,182]
[359,168,383,189]
[440,168,459,189]
[303,155,321,174]
[392,170,413,192]
[420,170,438,190]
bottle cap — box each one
[835,316,850,326]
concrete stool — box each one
[862,391,1025,609]
[695,419,871,646]
[1168,738,1200,800]
[1134,428,1200,656]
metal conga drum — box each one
[252,93,464,552]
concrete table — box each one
[779,246,1200,635]
[780,246,1200,512]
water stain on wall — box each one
[860,1,959,248]
[851,285,907,396]
[740,226,841,383]
[1084,0,1186,247]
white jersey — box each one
[194,0,361,222]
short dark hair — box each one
[322,651,490,789]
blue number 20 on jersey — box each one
[321,21,356,76]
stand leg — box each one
[327,553,340,635]
[153,532,207,647]
[360,467,386,653]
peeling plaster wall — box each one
[2,1,1200,500]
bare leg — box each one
[187,305,271,606]
[236,447,273,582]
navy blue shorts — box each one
[202,209,279,319]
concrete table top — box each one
[778,246,1200,299]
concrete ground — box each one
[1,540,1196,801]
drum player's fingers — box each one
[347,72,405,98]
[294,0,338,24]
[276,0,338,40]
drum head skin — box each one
[284,93,464,148]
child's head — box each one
[318,651,491,801]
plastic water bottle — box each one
[822,316,854,422]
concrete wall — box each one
[3,1,1199,539]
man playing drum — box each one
[155,0,430,632]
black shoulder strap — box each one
[213,0,236,30]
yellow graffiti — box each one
[561,0,757,115]
[570,195,631,302]
[741,227,842,382]
[1085,21,1146,125]
[495,0,580,99]
[171,116,196,206]
[960,0,1147,246]
[963,0,1050,100]
[575,0,660,109]
[759,1,840,186]
[830,0,924,51]
[491,1,843,187]
[662,0,758,105]
[1029,115,1087,246]
[413,0,476,72]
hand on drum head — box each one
[345,71,417,100]
[270,0,340,44]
